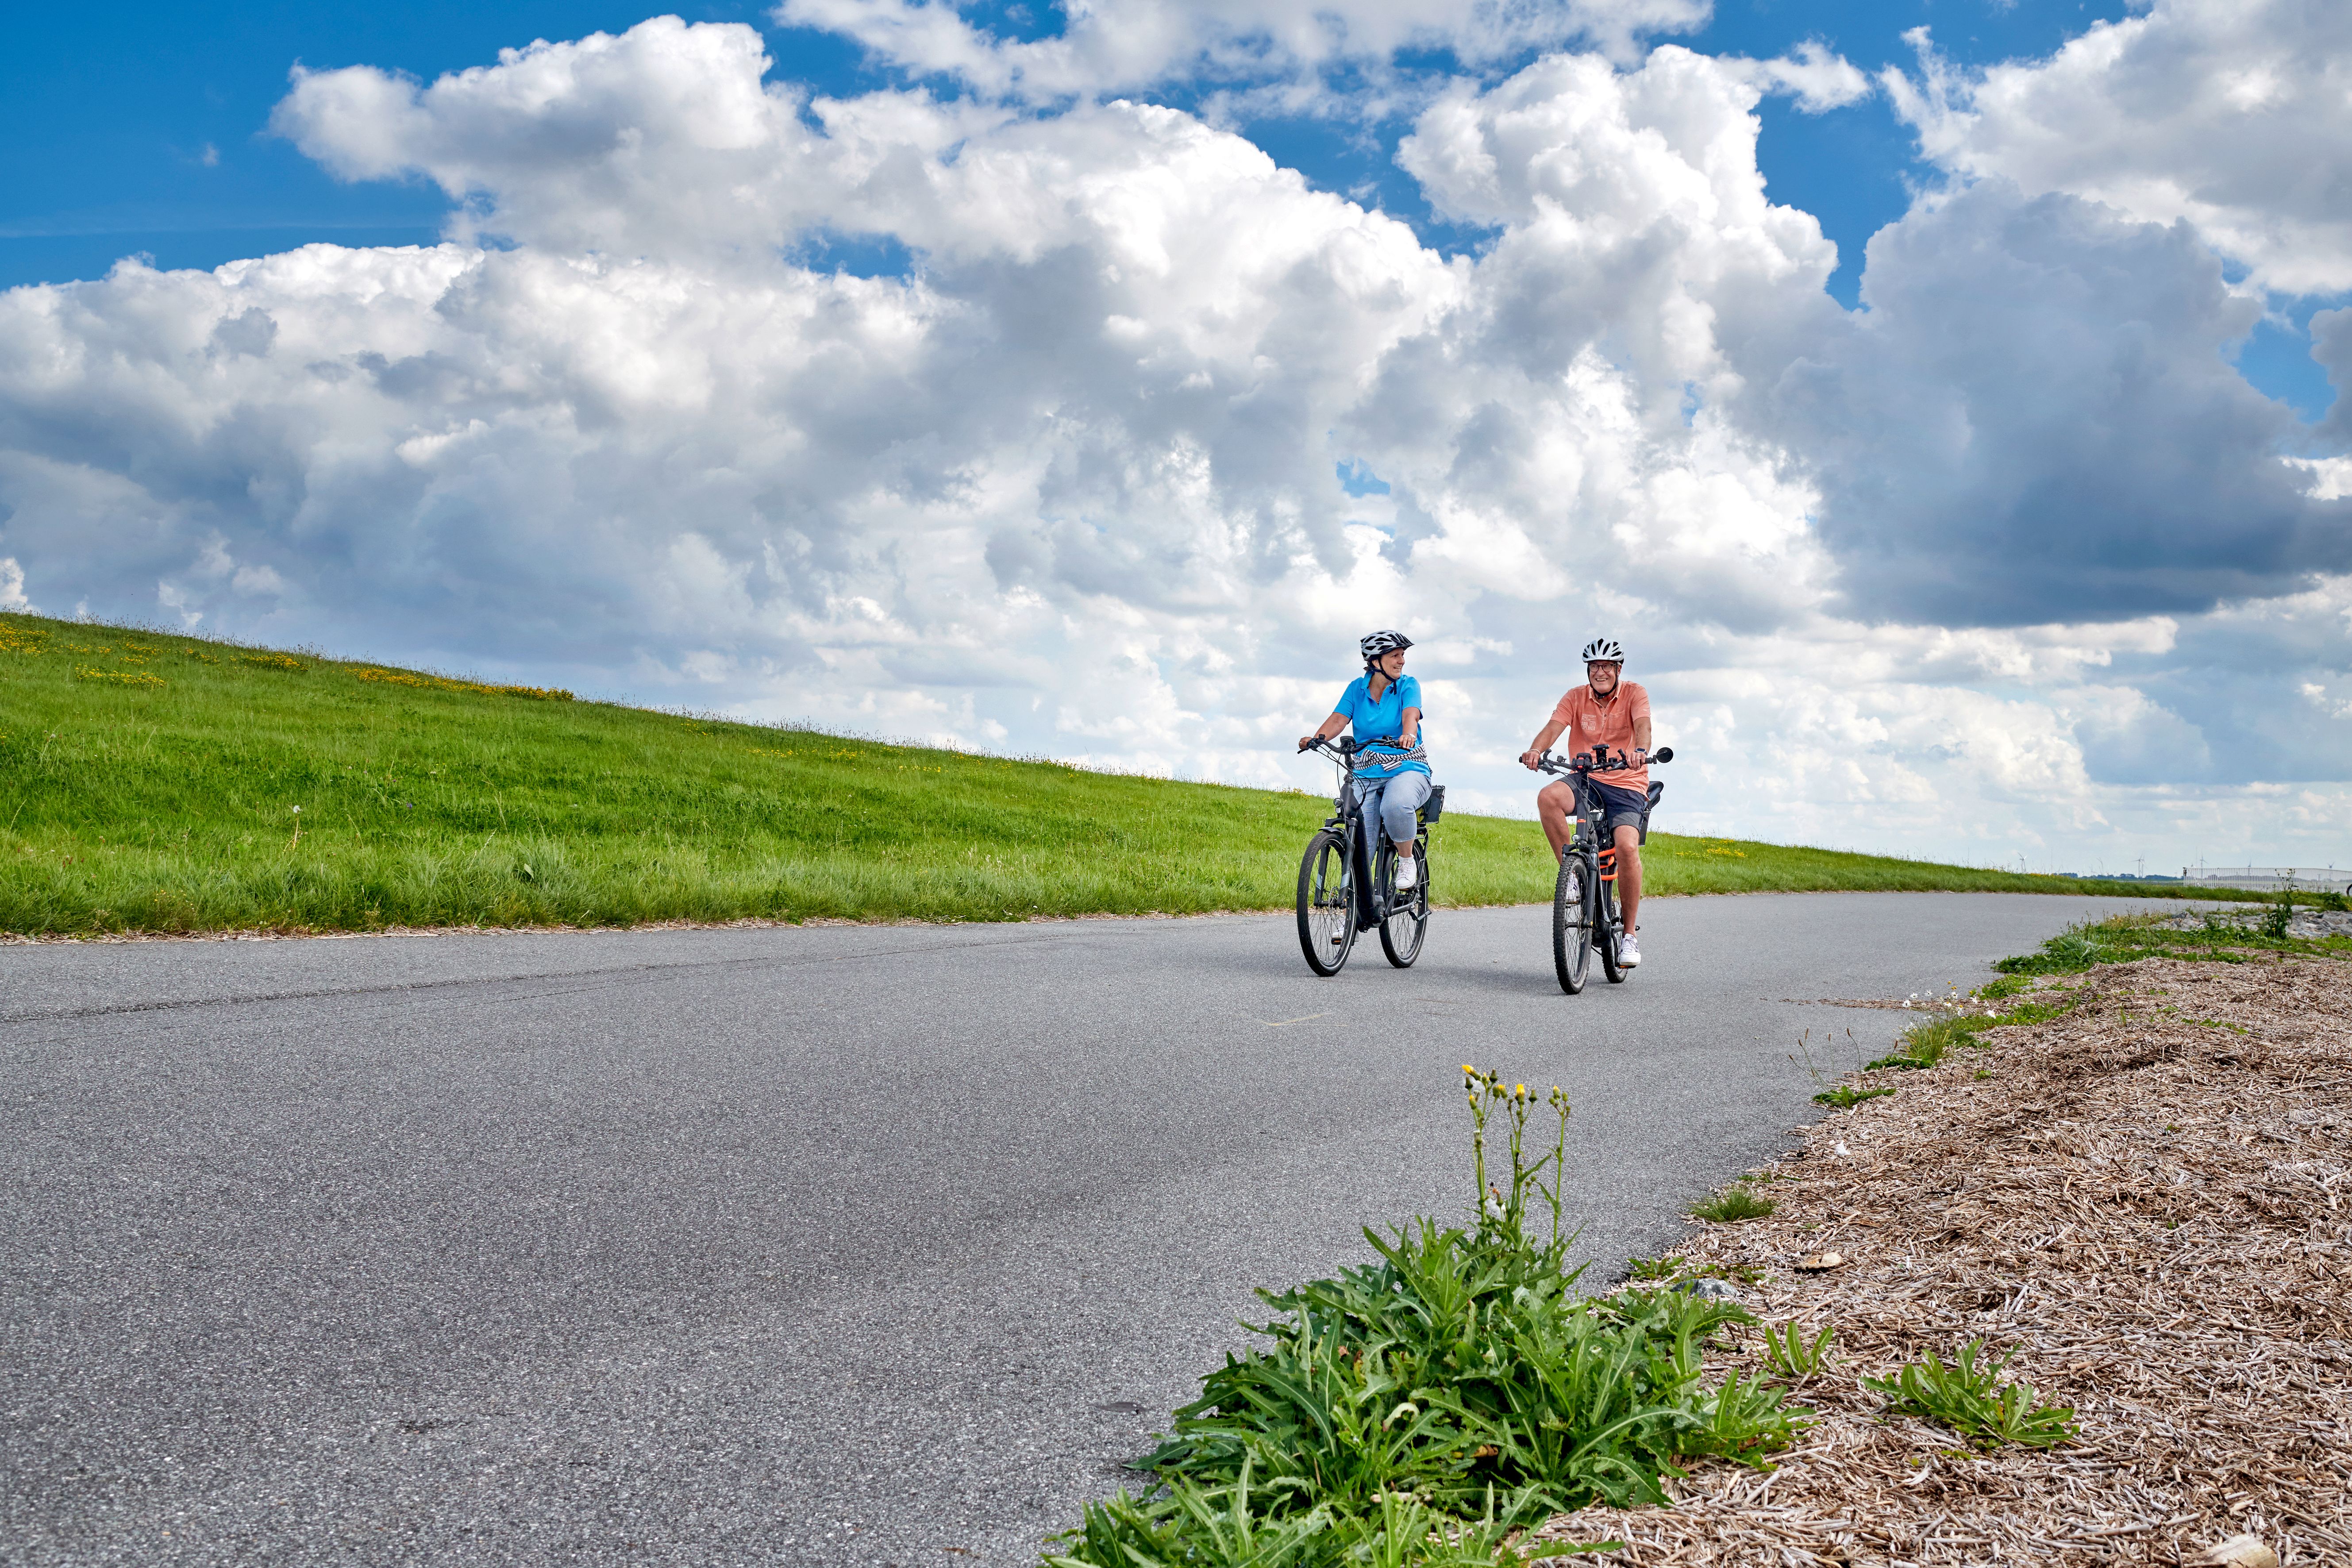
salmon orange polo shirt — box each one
[1549,681,1651,792]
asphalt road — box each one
[2,892,2171,1567]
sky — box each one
[2,0,2348,875]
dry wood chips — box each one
[1532,955,2352,1567]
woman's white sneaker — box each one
[1395,856,1419,890]
[1618,934,1641,967]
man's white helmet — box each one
[1580,636,1625,663]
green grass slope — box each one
[0,612,2242,936]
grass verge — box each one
[1989,905,2352,975]
[0,611,2264,936]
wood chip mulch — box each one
[1530,955,2352,1567]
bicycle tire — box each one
[1552,849,1593,994]
[1296,829,1357,976]
[1379,841,1429,969]
[1597,869,1626,983]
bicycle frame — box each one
[1305,739,1418,928]
[1558,772,1617,940]
[1536,745,1665,941]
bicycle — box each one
[1531,744,1671,993]
[1294,736,1442,975]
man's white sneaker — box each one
[1394,855,1419,891]
[1618,934,1641,967]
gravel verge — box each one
[1531,954,2352,1567]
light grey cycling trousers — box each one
[1354,771,1431,849]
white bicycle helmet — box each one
[1359,629,1414,663]
[1579,636,1625,664]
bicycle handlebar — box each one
[1534,744,1673,775]
[1299,735,1360,755]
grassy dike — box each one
[0,611,2239,936]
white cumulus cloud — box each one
[769,0,1710,102]
[1886,0,2352,296]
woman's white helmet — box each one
[1580,636,1625,664]
[1360,629,1414,663]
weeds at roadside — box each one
[1624,1255,1763,1288]
[1044,1067,1810,1566]
[2263,886,2295,940]
[1791,1028,1879,1102]
[1690,1184,1775,1223]
[1863,1341,2078,1451]
[1993,911,2352,976]
[1868,986,2084,1073]
[1985,995,2073,1028]
[1995,921,2116,974]
[1867,1017,1963,1071]
[1762,1322,1836,1384]
[1813,1084,1895,1110]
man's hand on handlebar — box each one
[1528,744,1673,775]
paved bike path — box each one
[2,893,2182,1567]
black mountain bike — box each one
[1532,744,1671,994]
[1294,736,1441,976]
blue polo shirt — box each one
[1334,674,1430,779]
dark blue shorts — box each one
[1587,780,1651,842]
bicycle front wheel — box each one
[1297,829,1357,976]
[1552,850,1593,994]
[1379,843,1429,969]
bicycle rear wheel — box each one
[1597,868,1626,983]
[1378,841,1429,968]
[1296,829,1357,976]
[1552,849,1593,994]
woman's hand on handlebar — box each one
[1298,734,1320,752]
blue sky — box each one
[0,3,2131,289]
[2,0,2348,870]
[7,0,2335,416]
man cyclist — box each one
[1298,630,1431,891]
[1518,637,1651,967]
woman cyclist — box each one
[1297,631,1432,890]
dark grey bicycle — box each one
[1295,736,1443,976]
[1532,744,1670,993]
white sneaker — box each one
[1394,855,1419,891]
[1618,933,1641,967]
